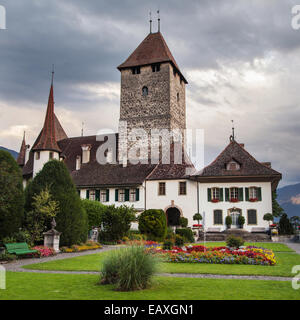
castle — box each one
[16,27,282,234]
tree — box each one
[99,205,136,242]
[25,160,88,246]
[81,199,106,230]
[138,209,167,241]
[193,213,202,225]
[290,216,300,230]
[272,191,285,218]
[179,217,188,228]
[0,150,24,240]
[278,214,294,235]
[263,213,273,228]
[26,188,59,244]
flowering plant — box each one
[249,198,258,202]
[192,224,202,228]
[211,199,219,203]
[33,246,56,257]
[270,224,278,228]
[230,198,238,202]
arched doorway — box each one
[228,208,242,228]
[166,207,181,226]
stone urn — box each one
[43,218,62,253]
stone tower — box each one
[117,31,188,163]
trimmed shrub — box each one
[175,228,194,243]
[179,217,188,228]
[99,205,136,242]
[0,150,24,240]
[163,240,173,250]
[238,215,245,228]
[81,199,106,230]
[100,246,157,291]
[174,234,185,247]
[226,235,244,248]
[24,160,88,246]
[138,209,167,241]
[225,216,232,228]
[193,213,202,224]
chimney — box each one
[81,144,91,164]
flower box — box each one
[193,224,202,228]
[230,198,238,203]
[249,198,258,202]
[211,199,219,203]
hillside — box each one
[277,183,300,218]
[0,146,18,159]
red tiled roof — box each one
[195,140,282,178]
[118,32,187,83]
[16,133,26,166]
[32,84,61,153]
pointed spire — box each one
[17,131,27,166]
[32,70,61,153]
[230,120,235,142]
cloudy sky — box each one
[0,0,300,187]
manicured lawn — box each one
[1,272,299,300]
[191,242,294,252]
[23,251,300,278]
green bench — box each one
[4,243,37,256]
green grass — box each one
[191,242,294,252]
[1,272,299,300]
[23,250,300,278]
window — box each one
[49,152,54,160]
[227,160,240,171]
[100,190,107,202]
[35,152,40,160]
[89,190,96,201]
[142,86,148,96]
[179,182,187,195]
[212,187,220,200]
[152,63,160,72]
[247,210,257,225]
[119,189,125,202]
[249,187,257,199]
[230,187,239,200]
[132,67,140,75]
[214,210,223,225]
[129,189,136,202]
[158,182,166,196]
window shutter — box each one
[136,188,140,201]
[245,188,249,201]
[106,189,110,202]
[86,190,90,200]
[257,187,262,201]
[238,188,244,201]
[115,189,119,202]
[125,189,130,202]
[95,190,100,201]
[220,188,224,201]
[225,188,229,202]
[207,188,212,202]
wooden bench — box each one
[207,228,221,233]
[251,227,266,233]
[4,243,37,256]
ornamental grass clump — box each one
[100,246,157,291]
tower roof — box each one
[118,32,187,83]
[32,82,61,153]
[17,132,27,166]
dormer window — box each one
[132,67,140,75]
[152,63,160,72]
[142,86,148,97]
[226,160,240,171]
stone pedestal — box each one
[43,219,61,253]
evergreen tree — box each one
[278,214,294,235]
[0,150,24,240]
[272,191,284,218]
[25,160,88,246]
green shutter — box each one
[245,188,249,201]
[238,188,244,201]
[115,189,119,202]
[207,188,212,202]
[125,189,130,202]
[106,189,110,202]
[220,188,224,201]
[136,188,140,201]
[257,187,262,201]
[86,190,90,199]
[225,188,229,201]
[95,190,100,201]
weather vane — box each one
[149,11,152,33]
[230,120,235,141]
[157,10,160,32]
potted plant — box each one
[225,216,232,229]
[238,215,245,229]
[193,213,202,226]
